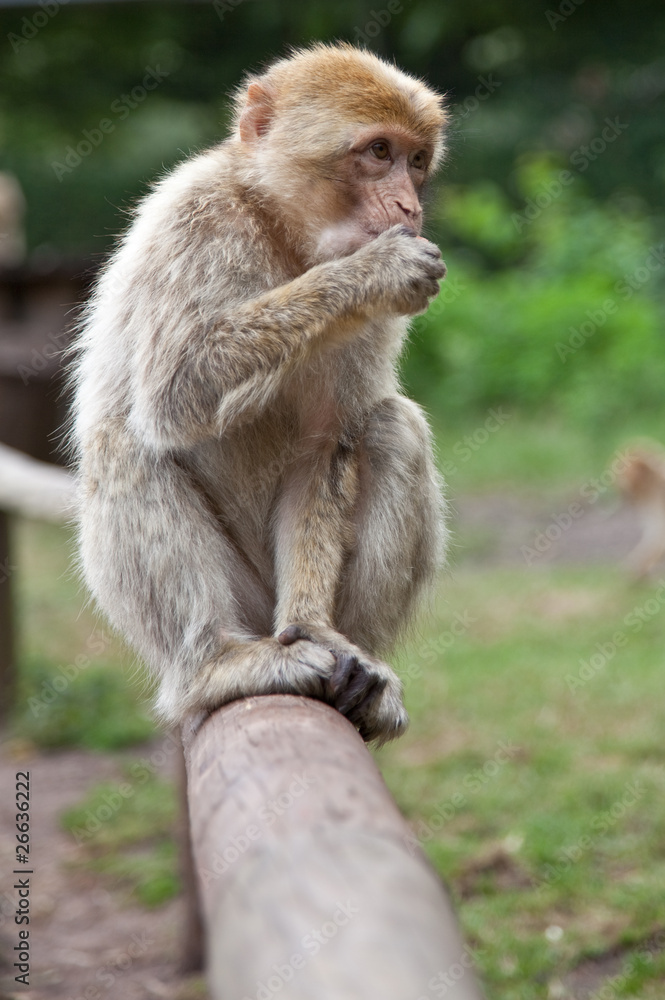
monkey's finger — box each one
[418,239,443,258]
[424,279,443,297]
[422,257,447,278]
[393,223,417,238]
[349,682,391,743]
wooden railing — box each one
[182,694,484,999]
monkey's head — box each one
[616,444,665,502]
[232,43,447,263]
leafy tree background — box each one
[2,0,664,432]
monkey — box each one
[615,441,665,579]
[71,43,448,744]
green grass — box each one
[379,566,665,999]
[12,519,156,750]
[433,411,665,493]
[8,450,665,996]
[61,767,179,907]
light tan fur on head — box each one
[231,44,447,262]
[233,42,447,166]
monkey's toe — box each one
[358,698,409,746]
[328,651,359,696]
[351,674,409,745]
[277,624,306,645]
[274,624,408,743]
[329,653,387,718]
[326,648,401,743]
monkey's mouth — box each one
[363,227,393,242]
[366,223,419,239]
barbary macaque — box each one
[615,441,665,579]
[72,43,448,743]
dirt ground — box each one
[0,742,205,1000]
[0,491,649,1000]
[452,488,641,568]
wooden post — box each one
[0,442,75,522]
[183,694,484,1000]
[175,730,205,973]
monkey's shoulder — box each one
[85,147,279,313]
[113,144,286,292]
[137,146,244,239]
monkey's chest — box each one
[186,408,304,540]
[186,333,399,548]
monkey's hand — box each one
[354,224,446,317]
[277,624,408,745]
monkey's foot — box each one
[277,624,408,745]
[168,636,337,722]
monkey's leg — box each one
[79,424,336,723]
[272,435,409,744]
[313,395,445,743]
[336,395,446,660]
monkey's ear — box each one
[238,82,275,142]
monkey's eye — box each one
[410,151,427,170]
[371,141,390,160]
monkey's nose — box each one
[395,199,422,223]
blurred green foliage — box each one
[406,158,665,428]
[2,0,665,424]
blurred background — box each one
[1,2,665,998]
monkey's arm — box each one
[130,227,443,449]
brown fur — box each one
[71,44,448,744]
[233,43,447,162]
[616,441,665,579]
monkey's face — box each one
[617,453,662,500]
[311,126,433,262]
[234,46,446,266]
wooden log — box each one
[0,442,75,523]
[175,730,205,973]
[183,694,484,1000]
